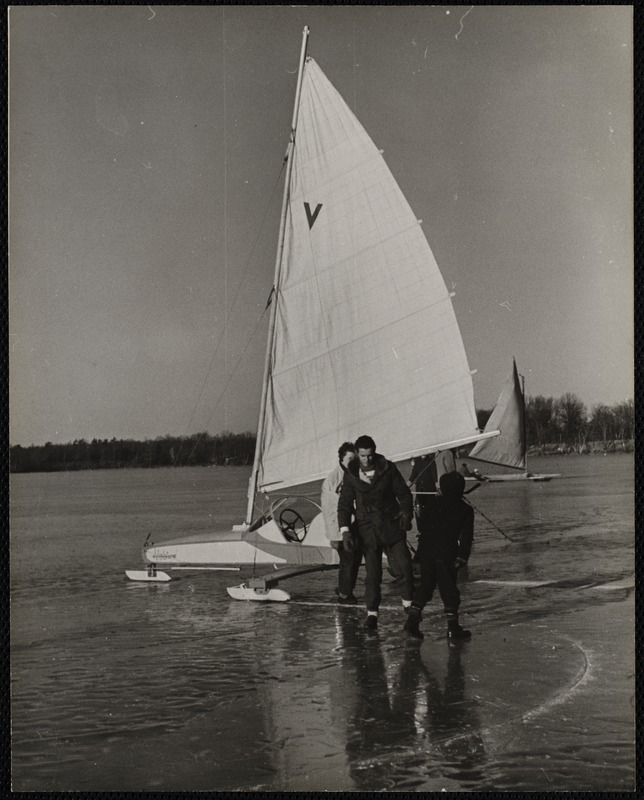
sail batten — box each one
[257,57,486,490]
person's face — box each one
[341,450,356,468]
[358,447,375,470]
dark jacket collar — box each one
[346,453,390,484]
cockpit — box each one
[249,494,323,543]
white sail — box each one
[129,32,502,581]
[258,58,483,491]
[469,359,526,471]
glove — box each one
[396,512,412,532]
[342,531,355,552]
[454,557,467,571]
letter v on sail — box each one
[304,201,323,229]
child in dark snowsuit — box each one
[404,471,473,641]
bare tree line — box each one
[477,394,634,455]
[9,431,256,473]
[10,394,634,473]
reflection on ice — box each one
[339,627,487,790]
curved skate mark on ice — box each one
[473,579,553,588]
[285,601,400,611]
[438,638,593,749]
[593,576,634,591]
[521,639,593,721]
[474,575,634,592]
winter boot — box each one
[447,617,471,641]
[403,607,424,639]
[337,594,358,605]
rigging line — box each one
[179,162,285,446]
[185,304,270,465]
[175,162,286,465]
[406,453,437,489]
[463,496,517,543]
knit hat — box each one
[439,471,465,500]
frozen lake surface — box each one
[10,454,634,791]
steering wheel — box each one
[278,508,307,542]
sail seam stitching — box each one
[271,307,462,378]
[280,220,429,292]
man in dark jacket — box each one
[338,435,414,629]
[403,471,474,641]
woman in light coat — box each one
[321,442,363,603]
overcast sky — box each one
[9,5,633,447]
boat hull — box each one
[465,473,560,483]
[485,473,560,482]
[142,512,339,568]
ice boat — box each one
[467,359,560,482]
[126,27,499,599]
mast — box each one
[244,26,310,525]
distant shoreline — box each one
[525,440,634,457]
[9,440,634,475]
